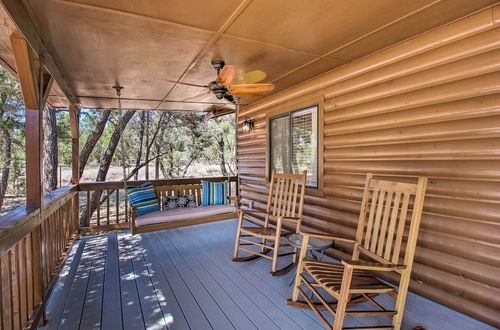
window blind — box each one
[291,106,318,187]
[269,105,318,188]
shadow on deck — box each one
[42,219,494,330]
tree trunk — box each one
[0,127,11,209]
[79,109,111,179]
[155,143,160,179]
[217,134,228,176]
[95,110,136,182]
[81,110,135,226]
[43,106,58,193]
[134,111,146,180]
[160,162,168,179]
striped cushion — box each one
[126,182,160,216]
[201,180,229,206]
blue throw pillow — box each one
[126,182,160,216]
[201,180,229,206]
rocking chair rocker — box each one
[288,173,428,330]
[232,170,307,276]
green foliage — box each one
[0,67,26,195]
[0,66,236,210]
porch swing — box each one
[112,86,239,235]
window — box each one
[270,105,318,188]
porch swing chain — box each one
[113,85,129,208]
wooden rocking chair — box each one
[288,173,428,330]
[232,170,307,275]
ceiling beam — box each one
[1,0,81,109]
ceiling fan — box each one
[173,60,276,104]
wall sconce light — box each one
[242,117,254,133]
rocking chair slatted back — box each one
[267,170,307,224]
[354,174,427,266]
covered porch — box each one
[44,220,492,330]
[0,0,499,329]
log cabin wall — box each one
[237,5,500,327]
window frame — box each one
[265,96,324,197]
[269,105,319,189]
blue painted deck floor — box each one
[42,219,494,330]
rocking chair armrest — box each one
[299,230,356,244]
[239,208,268,215]
[269,215,301,223]
[341,259,406,271]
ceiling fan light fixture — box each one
[242,117,254,133]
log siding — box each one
[237,5,500,327]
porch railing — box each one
[0,185,79,329]
[78,176,238,232]
[0,176,237,328]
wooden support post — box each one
[25,109,43,208]
[69,105,80,184]
[10,30,53,327]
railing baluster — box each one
[96,190,101,227]
[18,237,27,330]
[11,245,20,329]
[26,234,33,319]
[86,191,91,228]
[125,200,129,223]
[1,252,12,329]
[116,189,120,223]
[106,189,110,225]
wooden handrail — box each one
[0,184,80,329]
[78,176,238,191]
[0,185,78,255]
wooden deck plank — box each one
[80,235,108,330]
[44,237,87,330]
[180,222,364,329]
[145,232,212,329]
[138,234,191,330]
[152,230,258,330]
[155,229,280,330]
[123,234,170,330]
[167,226,326,330]
[163,228,294,330]
[200,220,495,330]
[151,231,235,330]
[101,232,123,330]
[42,219,496,330]
[118,233,145,330]
[58,236,103,330]
[188,220,340,326]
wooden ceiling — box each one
[0,0,498,111]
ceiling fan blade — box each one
[181,90,212,102]
[165,80,208,89]
[234,70,267,84]
[232,93,266,100]
[228,83,275,95]
[216,65,236,88]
